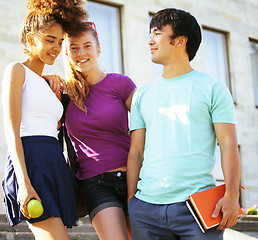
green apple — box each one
[26,199,44,218]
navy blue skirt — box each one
[2,136,78,227]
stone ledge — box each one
[225,229,258,240]
[0,232,99,240]
[240,216,258,221]
[231,216,258,232]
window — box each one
[250,39,258,107]
[202,28,231,89]
[87,1,123,73]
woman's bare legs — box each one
[126,215,132,240]
[92,207,130,240]
[28,216,70,240]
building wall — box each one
[0,0,257,214]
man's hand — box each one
[212,194,239,230]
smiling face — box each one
[29,23,64,65]
[149,25,176,65]
[65,30,100,75]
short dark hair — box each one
[150,8,202,61]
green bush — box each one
[243,205,258,215]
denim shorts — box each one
[82,171,128,221]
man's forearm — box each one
[127,150,143,201]
[221,142,241,199]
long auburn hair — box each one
[64,26,99,113]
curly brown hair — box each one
[20,0,88,55]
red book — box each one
[186,184,243,233]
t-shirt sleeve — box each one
[130,89,146,131]
[211,80,235,124]
[116,75,136,102]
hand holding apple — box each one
[26,199,44,218]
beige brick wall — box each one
[0,0,257,215]
[0,0,26,214]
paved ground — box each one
[225,229,258,240]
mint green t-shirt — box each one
[130,70,235,204]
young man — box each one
[127,8,241,240]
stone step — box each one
[231,216,258,232]
[0,222,30,232]
[0,220,96,233]
[240,216,258,222]
[0,215,7,223]
[0,232,99,240]
[0,214,92,224]
[0,215,99,240]
[0,223,97,234]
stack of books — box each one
[186,184,244,233]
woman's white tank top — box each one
[19,63,63,139]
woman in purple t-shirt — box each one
[63,22,136,240]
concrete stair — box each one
[2,213,257,240]
[229,216,258,239]
[0,214,99,240]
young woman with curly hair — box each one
[1,0,87,239]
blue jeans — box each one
[128,196,224,240]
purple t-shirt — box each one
[65,73,136,180]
